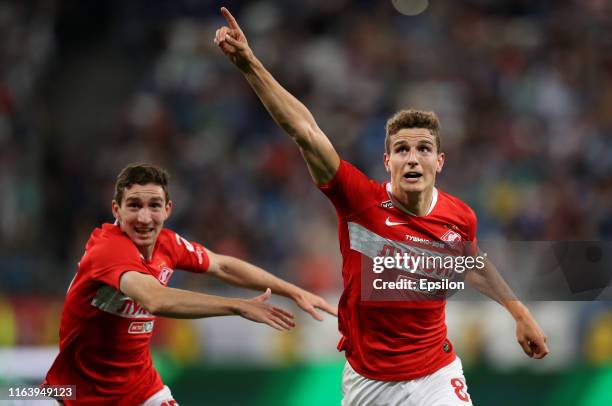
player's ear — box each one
[111,200,120,222]
[383,153,390,173]
[436,152,445,173]
[164,200,173,219]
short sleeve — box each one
[88,238,150,290]
[318,160,379,218]
[165,230,210,273]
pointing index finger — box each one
[221,7,240,30]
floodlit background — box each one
[1,0,611,405]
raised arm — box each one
[214,7,340,185]
[205,249,337,321]
[465,257,549,359]
[119,271,294,331]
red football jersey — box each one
[44,223,209,405]
[319,160,478,381]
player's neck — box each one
[391,186,433,216]
[138,246,154,261]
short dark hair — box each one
[114,163,170,205]
[385,109,441,153]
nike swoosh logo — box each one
[385,217,409,227]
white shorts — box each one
[139,385,178,406]
[342,357,473,406]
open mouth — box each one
[403,172,423,181]
[134,227,154,236]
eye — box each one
[418,145,431,152]
[395,146,408,153]
[127,203,139,208]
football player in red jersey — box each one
[44,163,337,405]
[215,7,548,405]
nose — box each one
[137,208,152,224]
[407,148,419,166]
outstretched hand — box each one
[238,288,296,331]
[214,7,251,69]
[291,288,338,321]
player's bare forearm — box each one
[119,271,295,330]
[207,251,298,296]
[120,272,241,318]
[206,250,338,320]
[466,265,533,322]
[214,7,340,185]
[466,258,536,320]
[240,53,316,140]
[155,287,295,330]
[465,257,517,307]
[151,287,240,318]
[465,258,549,358]
[231,34,340,184]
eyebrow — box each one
[125,196,164,202]
[393,139,434,146]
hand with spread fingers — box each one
[214,7,252,70]
[238,288,296,331]
[291,288,338,322]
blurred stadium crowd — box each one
[1,0,612,377]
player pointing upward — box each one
[215,7,548,405]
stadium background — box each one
[1,0,611,404]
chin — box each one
[131,234,156,247]
[400,183,425,194]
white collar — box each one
[385,183,438,217]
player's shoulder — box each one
[88,223,132,246]
[341,160,386,191]
[86,223,140,259]
[156,228,208,267]
[436,189,477,224]
[319,160,387,216]
[437,189,474,212]
[157,228,178,247]
[156,228,193,255]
